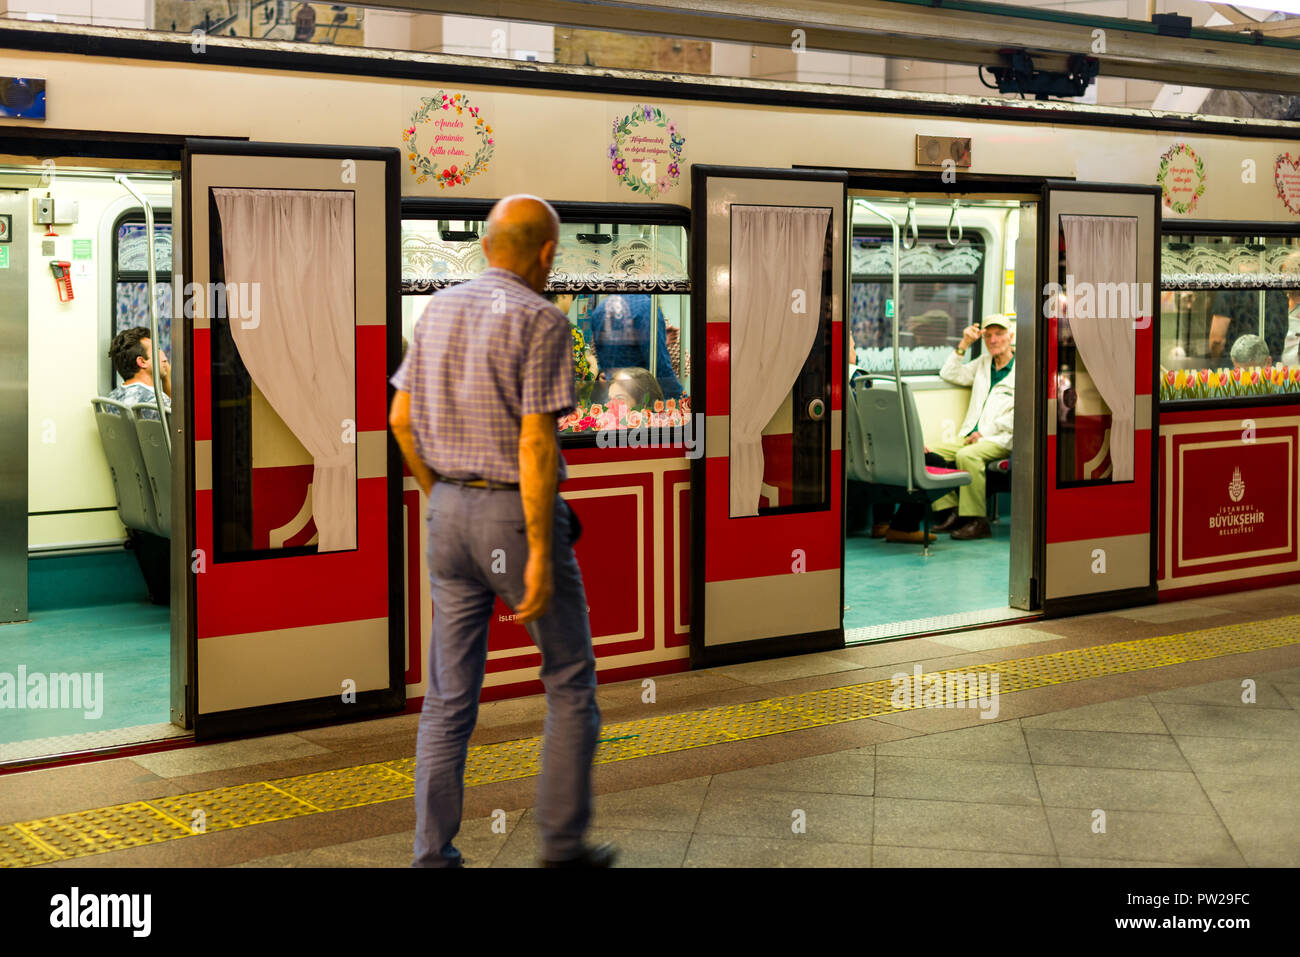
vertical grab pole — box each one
[855,199,913,492]
[115,175,170,457]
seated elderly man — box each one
[1230,334,1271,370]
[929,315,1016,540]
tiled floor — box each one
[3,585,1299,868]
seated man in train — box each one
[928,315,1016,541]
[588,293,684,401]
[107,326,172,411]
[1230,334,1271,371]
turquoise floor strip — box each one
[0,601,170,744]
[844,510,1012,630]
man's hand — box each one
[514,548,554,625]
[158,351,172,395]
[959,325,981,349]
[964,431,982,445]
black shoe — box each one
[951,517,992,540]
[932,509,961,533]
[539,842,619,868]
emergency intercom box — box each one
[32,195,79,225]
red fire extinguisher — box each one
[50,260,73,302]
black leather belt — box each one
[435,474,519,490]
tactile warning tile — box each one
[464,737,541,786]
[2,613,1297,867]
[19,802,192,861]
[267,764,414,812]
[0,824,60,867]
[148,783,317,833]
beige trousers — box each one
[929,437,1011,518]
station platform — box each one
[3,585,1299,869]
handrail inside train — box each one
[113,174,169,455]
[854,197,914,492]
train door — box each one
[843,191,1039,641]
[1038,182,1160,613]
[180,140,404,738]
[689,166,846,666]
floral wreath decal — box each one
[1157,143,1206,215]
[1275,152,1300,217]
[608,104,684,196]
[402,91,494,188]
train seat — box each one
[852,376,971,549]
[130,403,172,537]
[844,381,872,484]
[91,397,163,538]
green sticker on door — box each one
[0,246,8,269]
[72,238,92,260]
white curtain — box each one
[213,188,357,551]
[1061,214,1137,483]
[729,206,831,516]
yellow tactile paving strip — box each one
[2,614,1297,867]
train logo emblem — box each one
[403,91,495,189]
[1158,142,1205,215]
[609,103,684,197]
[1276,153,1300,217]
[1229,466,1245,503]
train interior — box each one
[842,193,1036,640]
[1,161,183,761]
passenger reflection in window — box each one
[1210,289,1290,366]
[607,367,663,411]
[589,293,683,400]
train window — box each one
[400,217,691,438]
[110,215,172,389]
[1159,234,1300,402]
[1053,214,1140,486]
[850,231,984,375]
[209,188,360,561]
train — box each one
[1,17,1298,766]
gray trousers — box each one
[412,482,601,867]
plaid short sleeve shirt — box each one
[391,267,575,483]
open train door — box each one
[1038,182,1160,615]
[178,140,404,738]
[690,166,846,666]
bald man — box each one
[390,195,614,868]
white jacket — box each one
[939,349,1016,450]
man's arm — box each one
[940,325,980,387]
[514,412,559,625]
[388,390,436,497]
[653,306,684,399]
[1208,313,1232,361]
